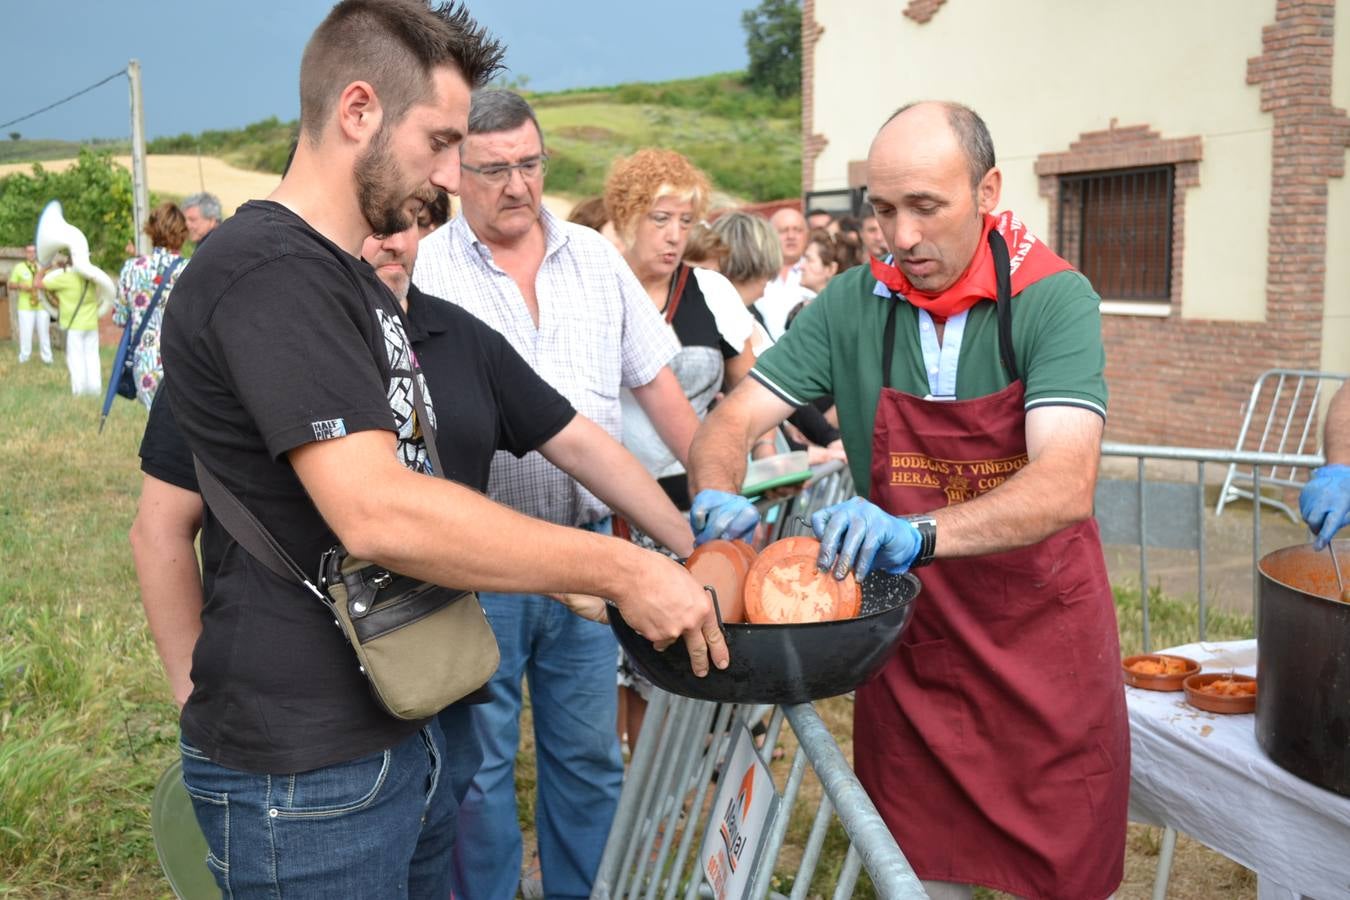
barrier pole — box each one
[598,689,672,895]
[782,704,928,898]
[1197,461,1207,640]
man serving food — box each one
[688,101,1128,900]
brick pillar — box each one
[1246,0,1350,368]
[801,0,827,194]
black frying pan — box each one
[610,569,920,704]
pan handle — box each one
[703,585,726,633]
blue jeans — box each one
[179,722,464,899]
[451,523,623,900]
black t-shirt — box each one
[154,220,575,773]
[402,284,574,488]
[145,289,576,497]
[161,200,441,773]
[140,383,196,491]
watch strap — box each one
[905,514,937,567]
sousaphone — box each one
[34,200,116,319]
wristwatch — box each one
[904,514,937,568]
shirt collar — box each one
[449,204,569,266]
[872,253,900,301]
[402,284,449,341]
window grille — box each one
[1057,165,1174,300]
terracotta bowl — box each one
[743,536,861,624]
[685,540,756,624]
[1121,654,1201,692]
[1184,672,1257,714]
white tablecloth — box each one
[1126,640,1350,900]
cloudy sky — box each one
[3,0,759,142]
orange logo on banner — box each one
[718,764,756,872]
[888,451,1029,505]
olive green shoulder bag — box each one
[192,374,499,721]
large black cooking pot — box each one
[1256,540,1350,797]
[610,570,920,704]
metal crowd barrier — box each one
[1213,369,1344,523]
[591,693,927,900]
[595,460,930,899]
[752,459,854,543]
[1098,442,1323,650]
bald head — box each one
[864,101,1002,292]
[770,207,808,268]
[875,101,995,192]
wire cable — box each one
[0,68,127,131]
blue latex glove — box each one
[689,489,760,546]
[811,497,921,582]
[1299,463,1350,550]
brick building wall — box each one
[803,0,1349,450]
[1096,0,1347,448]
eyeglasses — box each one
[461,155,549,185]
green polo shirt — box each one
[9,260,37,311]
[750,265,1107,496]
[44,269,99,331]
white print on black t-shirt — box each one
[311,418,348,441]
[376,308,436,474]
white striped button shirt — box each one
[412,208,678,526]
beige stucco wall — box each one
[1323,4,1350,379]
[811,0,1275,321]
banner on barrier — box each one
[701,724,779,899]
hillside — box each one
[0,137,127,165]
[138,72,801,203]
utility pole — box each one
[127,59,150,256]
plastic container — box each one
[741,451,812,496]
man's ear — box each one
[977,166,1002,216]
[336,81,383,144]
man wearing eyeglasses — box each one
[413,88,701,900]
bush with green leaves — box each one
[0,149,134,274]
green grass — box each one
[0,348,173,897]
[1113,582,1253,656]
[537,100,800,201]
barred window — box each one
[1057,165,1174,300]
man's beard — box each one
[355,127,415,237]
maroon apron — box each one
[853,232,1129,899]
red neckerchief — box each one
[869,211,1073,319]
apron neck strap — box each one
[988,228,1018,382]
[881,228,1018,390]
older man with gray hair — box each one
[413,88,702,900]
[753,206,815,340]
[180,192,222,246]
